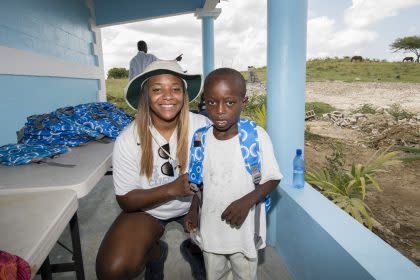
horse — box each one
[402,56,414,62]
[351,56,363,62]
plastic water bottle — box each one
[293,149,305,188]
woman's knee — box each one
[96,251,147,280]
[95,212,163,279]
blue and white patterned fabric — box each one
[0,144,69,166]
[66,102,133,140]
[19,112,102,147]
[19,102,133,147]
[188,125,211,187]
[188,118,271,211]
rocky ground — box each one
[248,81,420,266]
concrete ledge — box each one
[270,182,420,280]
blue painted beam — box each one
[95,0,205,26]
[266,0,307,245]
[202,16,215,77]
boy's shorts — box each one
[203,251,257,280]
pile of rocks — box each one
[322,111,367,128]
[322,109,420,147]
[323,110,420,130]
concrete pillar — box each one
[266,0,308,245]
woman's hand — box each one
[168,173,194,197]
[221,197,253,228]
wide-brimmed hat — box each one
[125,60,202,110]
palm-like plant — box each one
[254,103,266,129]
[305,146,401,229]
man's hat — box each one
[125,60,202,110]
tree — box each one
[390,36,420,63]
[107,67,128,79]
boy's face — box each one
[204,79,246,137]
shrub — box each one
[108,67,129,79]
[388,103,414,120]
[352,104,376,114]
[305,102,335,117]
[242,95,266,120]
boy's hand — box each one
[168,173,194,197]
[221,197,252,227]
[184,208,199,232]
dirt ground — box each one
[304,81,420,266]
[306,81,420,113]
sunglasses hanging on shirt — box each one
[156,142,180,177]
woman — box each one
[96,60,209,280]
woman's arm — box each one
[116,173,194,212]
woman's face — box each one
[147,74,185,123]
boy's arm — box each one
[184,193,200,232]
[221,179,280,227]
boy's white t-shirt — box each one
[200,126,283,259]
[112,112,210,220]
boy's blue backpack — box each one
[188,118,271,248]
[0,144,70,166]
[18,102,133,147]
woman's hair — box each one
[136,77,190,179]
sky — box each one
[100,0,420,76]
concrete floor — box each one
[34,175,293,280]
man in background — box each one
[128,40,183,80]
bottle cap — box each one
[296,149,302,156]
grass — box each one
[241,58,420,83]
[306,58,420,82]
[106,79,136,115]
[307,58,420,82]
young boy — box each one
[184,68,283,280]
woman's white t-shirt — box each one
[200,126,283,259]
[113,112,209,220]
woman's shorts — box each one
[157,214,185,229]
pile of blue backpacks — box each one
[0,102,133,166]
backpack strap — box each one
[188,125,211,193]
[238,119,261,185]
[238,119,271,212]
[238,118,270,248]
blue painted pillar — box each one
[196,8,220,77]
[266,0,308,245]
[202,16,215,77]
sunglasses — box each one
[158,143,174,177]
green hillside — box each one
[247,58,420,83]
